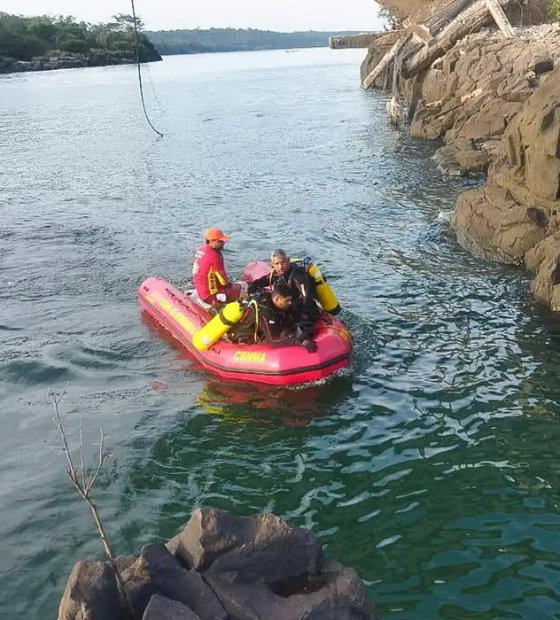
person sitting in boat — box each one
[247,249,319,324]
[192,227,240,305]
[229,283,318,352]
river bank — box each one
[362,8,560,312]
[0,50,162,74]
[0,13,162,75]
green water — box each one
[2,48,560,619]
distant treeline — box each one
[0,12,161,62]
[145,28,362,55]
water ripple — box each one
[1,49,560,620]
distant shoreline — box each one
[0,53,162,75]
[0,13,161,76]
[145,27,363,56]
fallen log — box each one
[362,32,411,89]
[485,0,515,37]
[362,0,475,89]
[401,0,514,79]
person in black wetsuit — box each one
[247,249,320,328]
[229,283,318,352]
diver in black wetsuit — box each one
[247,249,320,328]
[229,283,318,352]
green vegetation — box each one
[550,0,560,20]
[145,28,362,55]
[377,6,405,27]
[0,12,161,62]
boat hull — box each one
[138,276,352,386]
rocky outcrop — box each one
[361,21,560,173]
[364,2,560,310]
[0,48,162,75]
[450,64,560,309]
[409,23,560,174]
[57,508,377,620]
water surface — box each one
[2,48,560,619]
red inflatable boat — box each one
[138,266,352,386]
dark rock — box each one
[58,509,376,620]
[165,534,182,557]
[533,59,554,76]
[203,574,291,620]
[171,508,321,586]
[204,512,321,585]
[0,48,161,75]
[171,508,257,570]
[292,557,376,620]
[57,560,122,620]
[142,594,202,620]
[203,558,377,620]
[122,544,227,620]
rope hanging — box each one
[130,0,163,138]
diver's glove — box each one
[301,339,318,353]
[215,293,227,303]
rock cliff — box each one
[409,24,560,175]
[362,13,560,311]
[451,63,560,309]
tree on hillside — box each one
[0,12,161,62]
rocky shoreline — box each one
[57,507,377,620]
[362,18,560,312]
[0,50,162,75]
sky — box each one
[2,0,385,32]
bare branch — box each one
[50,385,80,484]
[80,420,86,490]
[51,388,137,619]
[85,429,109,496]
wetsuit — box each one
[229,293,314,345]
[247,264,319,322]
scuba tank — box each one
[301,257,341,316]
[192,301,245,351]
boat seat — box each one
[185,289,213,311]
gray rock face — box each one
[57,560,121,620]
[203,558,376,620]
[364,19,560,312]
[411,25,560,174]
[57,508,377,620]
[122,544,228,620]
[142,595,202,620]
[170,508,321,585]
[450,64,560,310]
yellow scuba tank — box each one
[192,301,245,351]
[307,263,341,315]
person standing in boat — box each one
[247,249,319,326]
[192,227,240,305]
